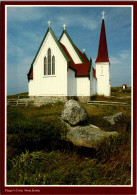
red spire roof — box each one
[95,19,109,63]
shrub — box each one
[111,87,121,92]
[7,109,67,153]
[122,87,131,93]
[90,95,108,101]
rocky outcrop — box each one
[61,100,88,126]
[61,122,119,149]
[61,100,119,149]
[103,112,124,125]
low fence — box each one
[7,99,35,107]
[87,101,130,107]
[7,98,130,107]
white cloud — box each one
[57,14,98,30]
[109,56,120,64]
[119,50,130,60]
[7,39,24,57]
[110,49,131,65]
[7,7,45,22]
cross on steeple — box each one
[101,11,105,19]
[83,49,86,53]
[63,24,66,30]
[48,20,51,27]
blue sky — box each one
[7,6,132,95]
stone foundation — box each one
[30,96,90,106]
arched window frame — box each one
[44,56,47,75]
[52,56,55,75]
[48,48,51,75]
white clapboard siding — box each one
[76,77,90,96]
[67,68,77,96]
[29,31,68,96]
[90,67,97,96]
[96,62,111,96]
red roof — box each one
[29,70,33,79]
[95,19,109,63]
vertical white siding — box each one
[60,33,82,64]
[96,62,111,96]
[76,77,90,96]
[92,78,97,95]
[29,31,68,96]
[28,80,35,96]
[67,68,77,96]
[90,67,97,96]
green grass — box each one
[111,87,131,97]
[7,90,131,185]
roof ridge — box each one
[75,46,90,63]
[83,52,89,62]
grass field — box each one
[7,87,131,185]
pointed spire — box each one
[95,15,109,63]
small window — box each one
[52,56,55,75]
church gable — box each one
[28,27,70,80]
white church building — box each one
[28,13,111,102]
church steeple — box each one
[95,15,109,63]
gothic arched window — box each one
[44,56,47,75]
[48,48,51,75]
[44,48,55,76]
[52,56,55,75]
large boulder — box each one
[61,100,88,126]
[61,100,119,149]
[61,122,119,149]
[103,112,124,125]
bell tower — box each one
[95,11,111,96]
